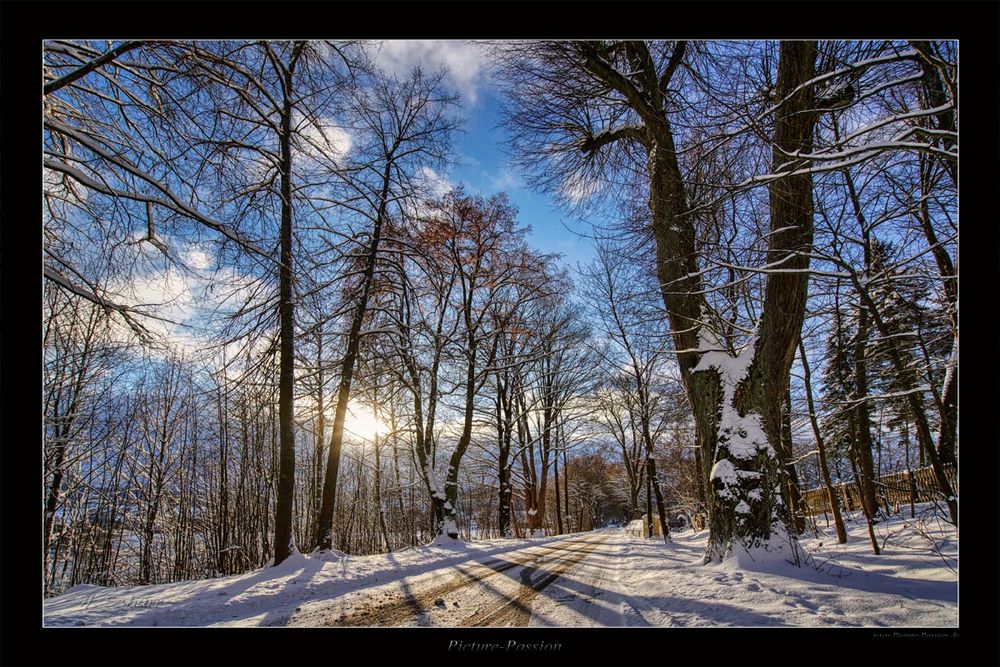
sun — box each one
[343,401,387,441]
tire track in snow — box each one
[289,534,607,627]
[461,534,612,627]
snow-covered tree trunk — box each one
[695,42,819,565]
[696,330,793,563]
[566,39,817,564]
[438,336,479,540]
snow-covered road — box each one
[289,532,616,627]
[43,511,957,627]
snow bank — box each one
[310,548,348,562]
[43,533,571,627]
[43,511,956,628]
[611,508,956,628]
[427,534,470,550]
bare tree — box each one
[313,67,459,551]
[512,288,594,536]
[797,336,847,544]
[496,40,823,563]
[43,40,273,336]
[580,241,672,540]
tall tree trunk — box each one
[840,162,882,552]
[314,162,392,551]
[914,156,957,466]
[935,339,958,466]
[497,376,514,537]
[515,382,539,534]
[853,298,882,555]
[798,337,847,544]
[693,444,706,528]
[563,448,570,531]
[272,48,303,566]
[639,405,669,540]
[312,335,326,547]
[643,119,723,552]
[777,389,806,534]
[556,419,567,534]
[440,338,479,538]
[646,465,654,538]
[374,436,391,552]
[388,405,406,533]
[498,453,513,537]
[696,41,818,564]
[530,362,555,535]
[215,381,229,573]
[554,440,563,535]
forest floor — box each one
[43,507,957,627]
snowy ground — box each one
[608,509,957,628]
[43,508,956,627]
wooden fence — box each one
[799,463,957,516]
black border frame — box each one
[3,2,997,666]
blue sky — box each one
[75,42,605,358]
[450,90,597,270]
[371,40,597,271]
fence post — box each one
[906,468,916,518]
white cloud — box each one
[559,171,600,204]
[107,266,198,348]
[184,246,213,271]
[233,112,352,187]
[400,166,456,221]
[125,268,192,314]
[485,168,523,194]
[293,111,352,165]
[105,241,268,363]
[372,40,487,105]
[414,165,454,200]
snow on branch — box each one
[45,119,273,261]
[577,124,647,155]
[44,40,145,96]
